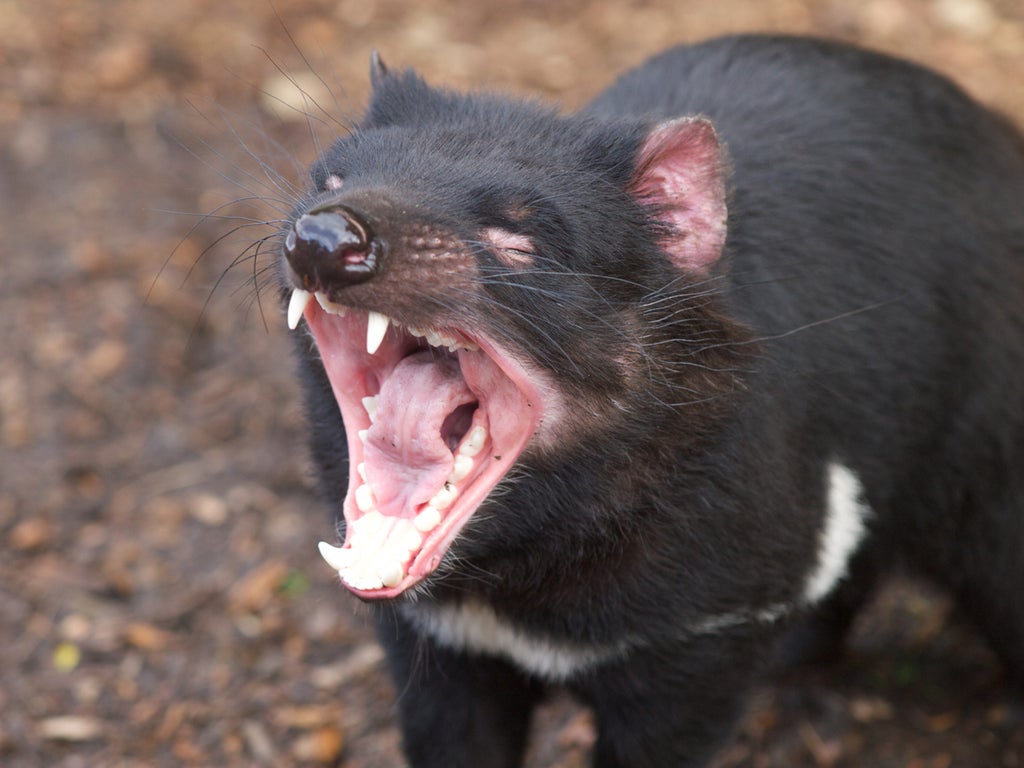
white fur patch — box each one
[404,462,869,677]
[802,462,871,604]
[688,602,791,634]
[402,601,631,682]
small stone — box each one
[8,518,53,551]
[932,0,997,38]
[125,622,173,651]
[188,493,228,526]
[37,716,104,742]
[291,726,345,764]
[81,339,127,381]
[94,37,151,90]
[259,72,333,122]
[849,696,894,723]
[228,560,289,613]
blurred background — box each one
[2,1,1023,766]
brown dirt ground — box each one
[2,1,1023,766]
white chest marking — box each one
[404,463,870,675]
[402,601,631,682]
[802,462,872,604]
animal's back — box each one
[594,34,1024,676]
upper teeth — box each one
[287,289,312,330]
[407,327,479,353]
[315,291,347,316]
[366,311,390,355]
[285,290,478,354]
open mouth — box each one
[287,288,543,599]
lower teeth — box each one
[319,423,489,590]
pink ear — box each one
[631,118,728,273]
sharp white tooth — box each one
[287,289,312,330]
[402,526,424,552]
[355,484,375,513]
[361,395,379,423]
[449,454,474,483]
[358,429,369,444]
[366,311,390,354]
[317,541,353,571]
[315,291,347,316]
[378,560,405,588]
[413,505,442,533]
[383,519,422,557]
[458,425,488,457]
[356,510,386,536]
[350,510,387,551]
[357,462,367,482]
[343,570,383,591]
[428,483,457,511]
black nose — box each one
[284,204,382,289]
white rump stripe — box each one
[802,462,871,604]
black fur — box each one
[285,35,1024,766]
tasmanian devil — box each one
[275,34,1024,767]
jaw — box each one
[297,292,544,599]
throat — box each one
[363,349,478,513]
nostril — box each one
[285,204,382,288]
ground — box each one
[2,0,1023,766]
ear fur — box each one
[631,117,729,273]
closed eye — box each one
[482,227,536,267]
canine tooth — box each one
[414,505,442,533]
[458,425,488,457]
[315,291,347,316]
[355,484,375,513]
[358,429,368,444]
[287,289,312,330]
[366,311,390,354]
[357,462,367,482]
[361,395,378,422]
[317,541,353,571]
[428,483,457,511]
[449,454,474,483]
[378,560,405,588]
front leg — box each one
[574,627,770,768]
[374,608,544,768]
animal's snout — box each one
[285,203,383,290]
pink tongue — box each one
[364,350,476,514]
